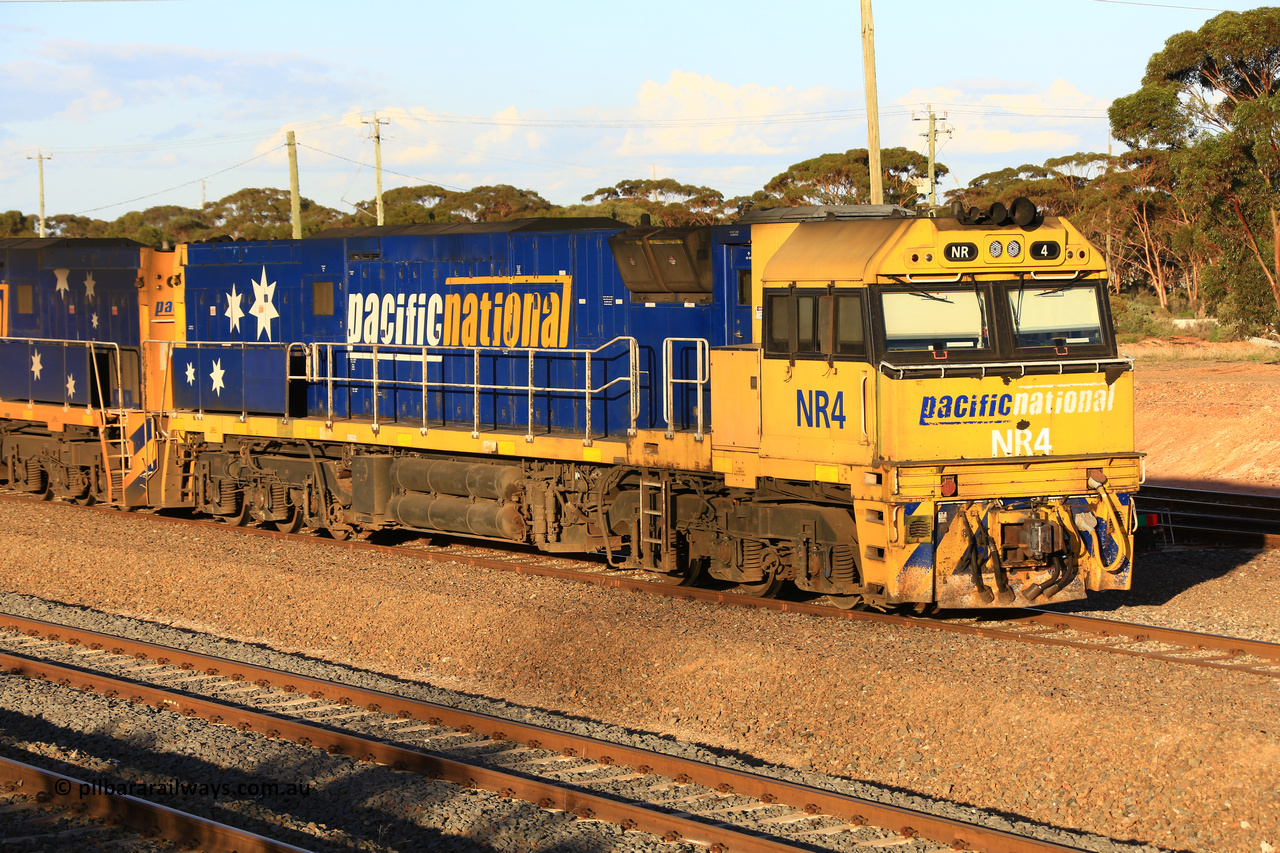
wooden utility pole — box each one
[362,113,390,226]
[27,150,50,237]
[860,0,883,205]
[913,105,951,207]
[287,130,302,239]
[1106,136,1115,293]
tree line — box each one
[4,10,1277,332]
[0,145,938,243]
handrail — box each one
[662,337,709,441]
[291,337,640,445]
[148,339,287,423]
[2,336,129,417]
[878,356,1133,380]
[904,272,964,284]
[4,336,135,505]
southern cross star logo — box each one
[66,374,76,397]
[210,359,225,396]
[249,266,280,341]
[91,313,99,329]
[185,363,196,385]
[54,269,70,298]
[83,272,96,301]
[31,352,42,379]
[225,285,245,333]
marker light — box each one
[1007,240,1022,258]
[988,240,1003,258]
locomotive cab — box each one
[706,202,1139,608]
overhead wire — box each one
[72,145,284,215]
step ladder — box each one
[102,424,133,506]
[638,473,671,572]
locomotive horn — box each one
[1011,196,1038,227]
[987,202,1009,226]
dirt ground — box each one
[1124,339,1280,489]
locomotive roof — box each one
[761,218,911,283]
[736,204,915,223]
[307,217,627,239]
[0,237,143,250]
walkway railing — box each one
[0,337,130,416]
[293,336,641,446]
[662,337,709,441]
[149,339,286,423]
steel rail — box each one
[0,754,313,853]
[3,494,1278,679]
[0,617,1090,853]
[1137,485,1280,548]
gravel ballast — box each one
[0,497,1276,853]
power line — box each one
[1086,0,1233,10]
[296,142,468,193]
[73,145,283,215]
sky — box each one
[0,0,1267,222]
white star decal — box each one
[31,352,42,379]
[185,363,196,385]
[210,359,225,396]
[249,266,280,341]
[91,313,99,329]
[66,374,76,397]
[225,285,245,334]
[83,272,96,301]
[54,269,70,298]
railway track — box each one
[0,754,311,853]
[1137,483,1280,548]
[4,492,1279,681]
[0,614,1107,853]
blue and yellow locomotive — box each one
[0,200,1140,609]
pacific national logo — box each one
[346,276,573,349]
[920,386,1116,425]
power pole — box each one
[201,179,207,208]
[860,0,883,205]
[362,113,390,226]
[1106,136,1115,294]
[287,130,302,239]
[913,105,951,207]
[27,150,50,237]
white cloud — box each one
[894,80,1112,157]
[610,70,850,158]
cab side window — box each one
[764,288,866,360]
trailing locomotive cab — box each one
[709,201,1138,608]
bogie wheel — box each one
[736,575,785,597]
[221,498,250,527]
[736,545,784,597]
[325,525,354,541]
[72,493,96,507]
[651,556,705,587]
[273,505,304,534]
[826,594,868,611]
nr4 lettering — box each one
[796,390,846,429]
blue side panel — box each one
[0,245,141,346]
[0,340,95,406]
[170,346,287,415]
[171,222,748,438]
[29,342,68,403]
